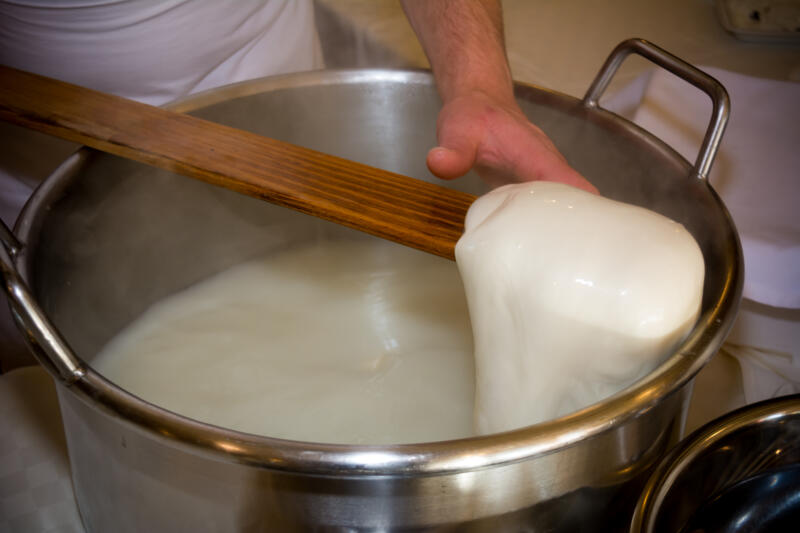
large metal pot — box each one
[1,40,741,531]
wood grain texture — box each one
[0,65,475,260]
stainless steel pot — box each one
[1,39,741,532]
[630,394,800,533]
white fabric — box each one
[606,66,800,404]
[0,0,323,106]
[724,343,800,403]
[723,299,800,402]
[0,367,81,532]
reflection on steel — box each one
[0,219,84,383]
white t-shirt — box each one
[0,0,324,369]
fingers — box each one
[537,167,599,195]
[499,141,599,194]
[429,93,599,194]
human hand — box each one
[427,91,598,194]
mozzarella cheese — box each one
[456,182,704,434]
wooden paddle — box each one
[0,65,476,260]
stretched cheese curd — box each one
[94,181,704,444]
[456,182,705,434]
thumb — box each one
[426,146,474,180]
[426,119,482,180]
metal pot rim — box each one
[12,66,742,477]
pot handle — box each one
[583,38,730,181]
[0,219,85,383]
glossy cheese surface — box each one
[456,182,704,434]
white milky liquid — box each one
[93,240,475,444]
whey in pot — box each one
[94,182,704,442]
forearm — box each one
[400,0,513,103]
[402,1,597,192]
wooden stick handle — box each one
[0,65,475,260]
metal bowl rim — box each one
[629,393,800,532]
